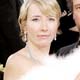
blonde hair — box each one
[18,0,61,41]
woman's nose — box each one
[41,21,48,31]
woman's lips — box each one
[37,35,49,39]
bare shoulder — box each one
[4,47,35,80]
[5,48,27,64]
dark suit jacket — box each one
[0,0,25,65]
[56,41,79,56]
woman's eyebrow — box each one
[32,15,41,17]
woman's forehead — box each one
[27,3,57,17]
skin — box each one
[4,3,59,80]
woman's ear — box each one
[58,21,60,27]
[22,29,27,42]
[20,20,27,42]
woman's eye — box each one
[32,18,39,21]
[49,18,55,21]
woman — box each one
[4,0,61,80]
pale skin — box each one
[4,3,59,80]
[73,0,80,79]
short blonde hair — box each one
[18,0,61,41]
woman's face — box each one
[26,3,59,47]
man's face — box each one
[73,0,80,30]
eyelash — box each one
[32,18,39,21]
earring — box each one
[54,34,57,41]
[23,32,27,42]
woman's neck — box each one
[26,41,50,62]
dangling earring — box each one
[23,31,27,42]
[54,34,57,41]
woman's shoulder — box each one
[6,48,26,65]
[5,47,34,68]
[4,47,36,80]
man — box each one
[68,0,80,79]
[0,0,25,66]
